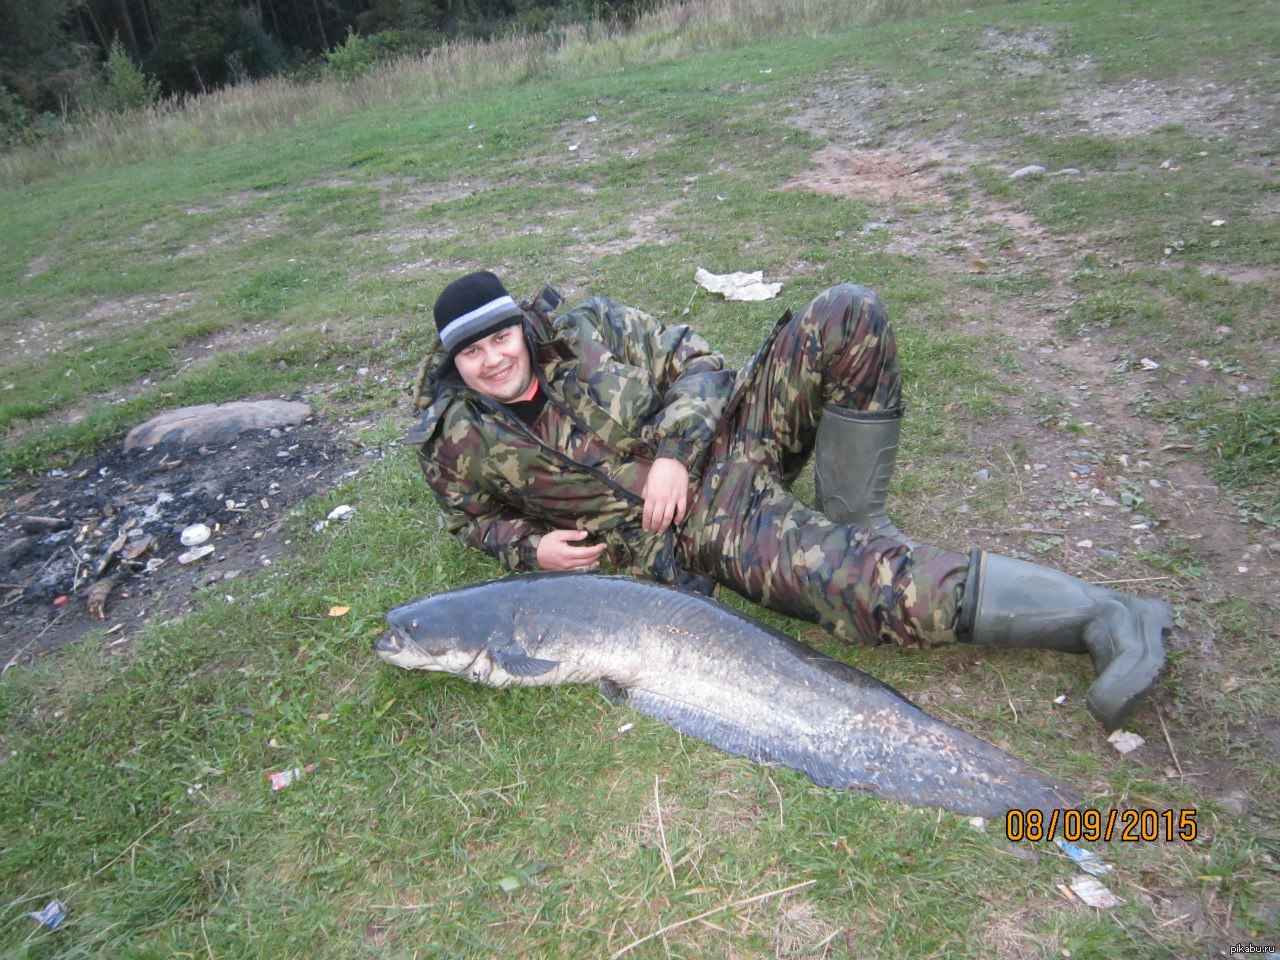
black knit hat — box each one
[433,271,524,359]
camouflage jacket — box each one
[409,297,738,581]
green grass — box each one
[1183,385,1280,523]
[3,0,1280,955]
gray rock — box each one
[124,400,311,453]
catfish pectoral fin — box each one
[492,645,560,677]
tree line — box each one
[1,0,653,143]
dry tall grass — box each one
[0,0,969,185]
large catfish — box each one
[375,572,1081,818]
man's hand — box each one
[536,529,608,571]
[642,456,690,534]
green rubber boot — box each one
[814,403,918,546]
[956,551,1172,731]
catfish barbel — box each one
[375,572,1081,818]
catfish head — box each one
[375,584,560,688]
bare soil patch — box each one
[980,27,1058,60]
[1067,75,1279,143]
[374,174,487,212]
[572,198,686,260]
[8,292,198,367]
[176,211,284,258]
[1,408,371,671]
[781,145,957,205]
[23,255,52,279]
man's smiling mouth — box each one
[486,366,513,383]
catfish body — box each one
[376,572,1080,818]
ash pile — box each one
[2,400,367,664]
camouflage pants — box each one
[679,284,969,648]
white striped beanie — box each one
[433,271,524,359]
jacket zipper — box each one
[471,375,645,509]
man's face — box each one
[454,324,533,402]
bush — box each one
[319,28,422,82]
[0,88,34,147]
[0,87,62,148]
[104,39,161,111]
[322,29,380,82]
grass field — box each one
[2,0,1278,956]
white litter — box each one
[1107,729,1146,754]
[1067,875,1122,909]
[695,267,782,302]
[180,523,211,546]
[177,545,215,565]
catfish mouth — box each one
[375,626,437,669]
[375,625,475,674]
[374,627,406,658]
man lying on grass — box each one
[406,270,1171,731]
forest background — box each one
[1,0,648,141]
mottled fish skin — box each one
[376,572,1081,818]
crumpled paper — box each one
[695,268,782,302]
[1066,875,1123,909]
[1107,729,1145,754]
